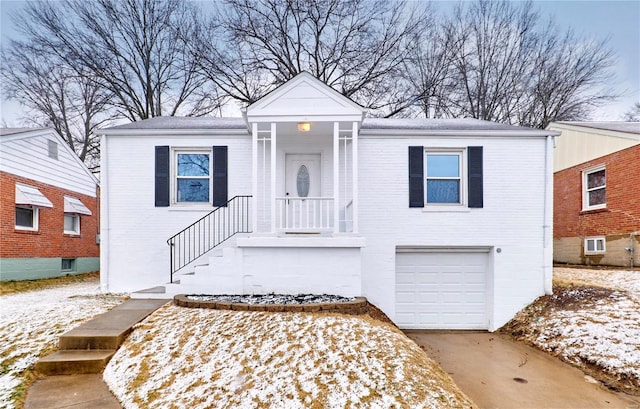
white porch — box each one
[248,120,361,235]
[245,72,366,236]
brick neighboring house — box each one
[549,121,640,268]
[0,128,100,280]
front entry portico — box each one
[245,72,365,236]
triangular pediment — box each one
[246,72,365,122]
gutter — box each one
[99,133,109,292]
[359,129,561,138]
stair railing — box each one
[167,195,252,283]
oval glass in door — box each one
[296,165,310,197]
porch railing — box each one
[167,195,252,283]
[276,197,334,231]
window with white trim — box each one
[585,237,606,254]
[173,150,211,204]
[425,150,464,205]
[64,213,80,235]
[583,166,606,210]
[15,206,38,230]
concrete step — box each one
[35,350,115,375]
[35,299,169,375]
[130,285,172,299]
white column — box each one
[352,121,359,233]
[333,121,340,234]
[251,122,258,233]
[270,122,277,233]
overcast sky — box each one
[1,0,638,126]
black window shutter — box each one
[155,146,170,207]
[468,146,483,208]
[212,146,228,207]
[408,146,424,208]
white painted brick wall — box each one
[103,129,550,331]
[241,247,361,296]
[102,134,252,292]
[358,136,548,330]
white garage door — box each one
[396,249,489,329]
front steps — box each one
[35,350,115,376]
[35,299,168,375]
[131,247,242,299]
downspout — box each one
[628,231,640,268]
[99,133,109,292]
[542,134,555,294]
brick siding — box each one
[0,171,100,259]
[554,144,640,238]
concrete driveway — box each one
[404,330,640,409]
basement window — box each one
[585,237,606,255]
[61,258,76,272]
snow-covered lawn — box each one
[503,267,640,395]
[0,283,124,408]
[105,305,477,409]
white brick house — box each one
[100,73,558,331]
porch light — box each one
[297,122,311,132]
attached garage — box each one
[395,247,491,329]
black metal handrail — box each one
[167,195,252,283]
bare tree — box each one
[407,0,617,128]
[193,0,428,115]
[1,42,113,171]
[401,22,456,119]
[17,0,223,121]
[623,102,640,121]
[518,27,617,128]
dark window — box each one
[15,206,35,228]
[61,258,76,271]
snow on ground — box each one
[504,267,640,394]
[0,283,124,408]
[105,305,476,409]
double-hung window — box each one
[425,151,463,205]
[175,150,211,203]
[409,146,483,209]
[156,146,227,207]
[583,166,606,210]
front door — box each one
[283,154,327,230]
[285,154,321,198]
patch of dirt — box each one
[366,302,398,328]
[501,283,640,396]
[0,271,101,295]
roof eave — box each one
[359,128,560,138]
[100,128,250,137]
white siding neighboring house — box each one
[0,128,100,280]
[100,73,558,331]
